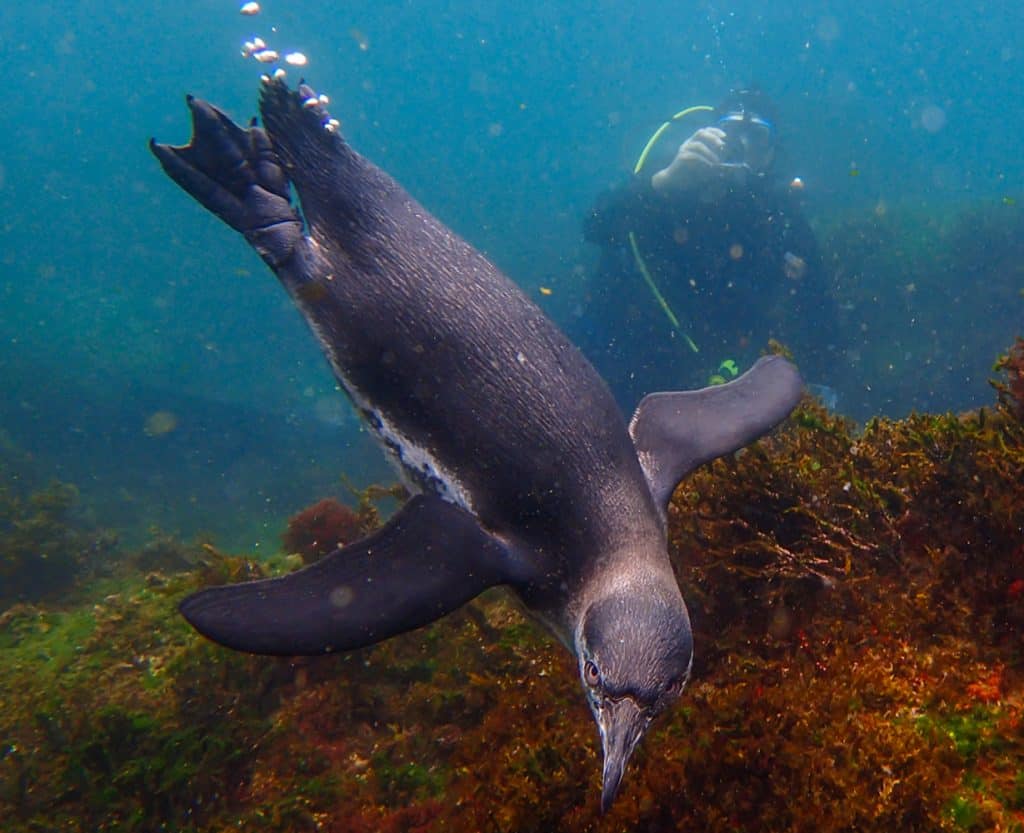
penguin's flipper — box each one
[149,95,303,269]
[629,355,804,513]
[179,496,527,656]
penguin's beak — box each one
[598,697,650,812]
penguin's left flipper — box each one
[629,355,804,514]
[179,495,528,656]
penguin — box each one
[150,78,803,810]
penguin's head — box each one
[576,585,693,812]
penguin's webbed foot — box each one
[150,97,303,269]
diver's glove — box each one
[651,127,728,192]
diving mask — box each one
[715,112,776,171]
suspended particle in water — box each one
[350,28,370,51]
[920,104,947,133]
[144,411,179,437]
[815,15,840,42]
[328,585,355,609]
[783,251,807,280]
[240,2,260,15]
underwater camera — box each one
[716,113,775,170]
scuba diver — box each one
[575,88,841,410]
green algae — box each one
[0,479,118,605]
[0,538,295,830]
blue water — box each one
[1,1,1021,546]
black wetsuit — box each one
[574,172,838,410]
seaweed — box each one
[993,337,1024,421]
[282,484,408,563]
[2,342,1024,831]
[282,497,366,563]
[0,479,118,607]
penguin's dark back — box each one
[268,107,657,552]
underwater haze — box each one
[3,3,1024,832]
[0,3,1021,549]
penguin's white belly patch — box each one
[306,318,474,512]
[370,406,474,511]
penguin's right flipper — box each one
[179,496,530,656]
[629,355,804,514]
[149,96,303,269]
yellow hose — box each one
[628,232,699,354]
[633,105,715,175]
[627,105,713,353]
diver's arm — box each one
[651,127,728,193]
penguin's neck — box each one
[557,545,679,641]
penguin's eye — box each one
[584,660,601,687]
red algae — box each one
[282,497,365,562]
